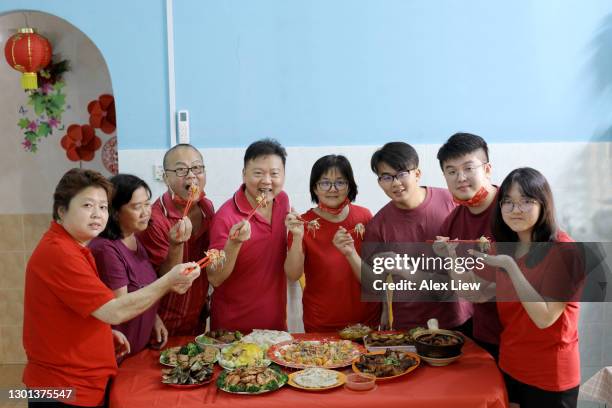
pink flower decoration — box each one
[27,121,37,132]
[48,117,60,128]
[41,83,53,95]
[22,140,32,150]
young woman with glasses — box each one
[284,154,380,332]
[469,167,581,408]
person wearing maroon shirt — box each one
[435,132,501,359]
[90,174,168,359]
[138,144,215,336]
[336,142,466,331]
[284,154,381,332]
[467,167,581,408]
[207,139,290,331]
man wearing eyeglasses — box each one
[435,132,501,360]
[138,143,215,336]
[347,142,462,330]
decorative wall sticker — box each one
[60,124,102,166]
[88,94,116,134]
[17,58,70,152]
[102,136,118,175]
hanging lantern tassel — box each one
[4,28,52,90]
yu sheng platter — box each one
[268,339,364,369]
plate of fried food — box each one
[288,368,346,391]
[352,349,420,380]
[339,324,372,342]
[216,365,288,395]
[195,329,243,349]
[159,342,219,367]
[268,339,364,369]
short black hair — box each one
[163,144,203,169]
[437,132,489,170]
[309,155,358,203]
[243,138,287,167]
[370,142,419,174]
[100,174,152,240]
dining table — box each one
[109,333,508,408]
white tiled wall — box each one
[119,141,612,241]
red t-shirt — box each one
[289,204,381,332]
[497,232,581,391]
[364,187,468,329]
[439,197,502,344]
[138,191,214,335]
[23,222,117,407]
[208,185,290,332]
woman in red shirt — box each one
[24,169,200,407]
[284,155,380,332]
[469,167,580,408]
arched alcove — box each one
[0,10,118,363]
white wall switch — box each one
[153,164,165,181]
[177,110,190,144]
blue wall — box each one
[3,0,612,149]
[0,0,170,150]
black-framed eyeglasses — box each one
[377,169,415,185]
[316,180,349,191]
[500,198,539,213]
[164,165,205,177]
[443,162,488,178]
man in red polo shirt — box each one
[207,139,290,332]
[139,144,215,336]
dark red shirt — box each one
[439,194,502,344]
[364,187,467,329]
[208,185,290,332]
[89,237,158,357]
[138,191,214,335]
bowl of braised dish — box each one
[413,330,464,358]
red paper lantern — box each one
[4,28,52,90]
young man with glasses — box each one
[138,143,215,336]
[435,132,501,359]
[344,142,464,330]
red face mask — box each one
[317,197,350,215]
[453,186,489,207]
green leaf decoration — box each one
[37,122,51,137]
[18,118,30,129]
[18,59,70,153]
[25,131,38,142]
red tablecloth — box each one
[110,334,508,408]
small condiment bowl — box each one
[345,373,376,391]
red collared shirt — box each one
[208,185,290,332]
[23,221,117,407]
[138,191,215,335]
